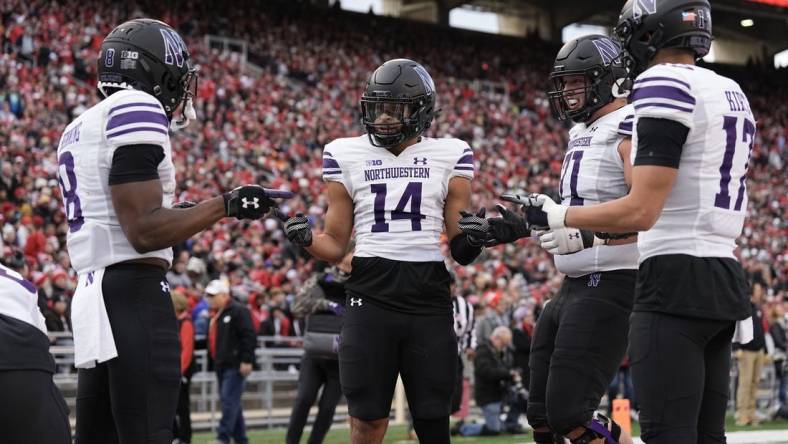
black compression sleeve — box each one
[633,118,690,169]
[450,233,483,266]
[108,144,165,185]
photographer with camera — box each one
[459,326,518,436]
[285,250,352,444]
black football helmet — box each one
[97,19,198,129]
[360,59,437,148]
[614,0,712,76]
[547,35,630,123]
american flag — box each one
[682,11,697,22]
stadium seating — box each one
[1,0,785,332]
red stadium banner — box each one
[745,0,788,7]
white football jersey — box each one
[631,64,755,262]
[57,89,176,274]
[0,264,47,335]
[323,135,474,262]
[554,105,639,277]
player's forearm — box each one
[305,232,348,264]
[565,195,658,233]
[128,197,226,253]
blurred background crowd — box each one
[0,0,786,424]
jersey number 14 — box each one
[370,182,426,232]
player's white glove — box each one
[538,227,603,255]
[501,193,568,230]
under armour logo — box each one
[241,197,260,209]
[413,157,428,165]
[161,281,170,293]
[568,232,580,240]
[350,298,363,307]
[588,273,601,288]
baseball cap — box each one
[205,279,229,296]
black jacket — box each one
[473,343,513,406]
[738,302,766,352]
[214,300,256,370]
[511,328,531,380]
[770,321,787,358]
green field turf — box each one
[191,417,788,444]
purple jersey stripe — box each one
[456,154,474,165]
[0,267,36,294]
[463,148,473,153]
[106,126,169,139]
[323,158,340,169]
[634,102,694,113]
[633,76,691,90]
[108,102,162,115]
[632,85,695,105]
[323,151,334,158]
[107,110,169,131]
[454,166,475,171]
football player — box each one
[480,35,638,444]
[57,19,290,444]
[278,59,483,444]
[0,254,70,444]
[517,1,753,442]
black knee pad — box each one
[569,413,621,444]
[412,416,450,444]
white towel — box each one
[71,268,118,368]
[732,316,754,344]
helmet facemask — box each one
[360,95,430,148]
[168,64,199,132]
[548,68,615,123]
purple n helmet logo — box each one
[592,38,621,65]
[633,0,657,21]
[160,29,187,67]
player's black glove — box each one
[274,210,313,247]
[172,200,197,209]
[458,208,491,247]
[501,192,567,230]
[223,185,292,220]
[487,204,531,246]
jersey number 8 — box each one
[58,151,85,233]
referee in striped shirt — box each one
[451,278,476,417]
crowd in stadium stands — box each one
[1,0,786,411]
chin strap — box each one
[170,97,196,132]
[611,77,632,99]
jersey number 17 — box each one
[714,116,755,212]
